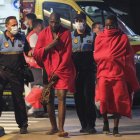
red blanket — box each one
[34,26,75,93]
[94,29,140,117]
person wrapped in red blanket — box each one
[25,19,45,118]
[94,15,140,136]
[33,12,75,137]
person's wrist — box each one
[31,51,33,56]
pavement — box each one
[1,107,140,140]
[0,112,47,134]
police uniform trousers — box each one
[0,69,28,128]
[73,53,96,129]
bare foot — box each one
[58,131,69,137]
[46,128,59,135]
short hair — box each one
[32,19,44,29]
[25,13,36,21]
[5,16,17,24]
[74,11,86,20]
[92,22,101,29]
[106,15,118,27]
[49,12,61,21]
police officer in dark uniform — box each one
[72,12,96,134]
[0,16,30,134]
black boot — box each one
[103,121,110,134]
[20,127,28,134]
[113,127,121,137]
[80,127,88,133]
[87,127,97,134]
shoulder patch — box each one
[0,31,3,35]
[0,31,3,34]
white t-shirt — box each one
[29,33,38,48]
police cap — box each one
[74,11,86,20]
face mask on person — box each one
[24,21,29,28]
[10,26,18,35]
[75,22,85,30]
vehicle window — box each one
[77,2,135,36]
[0,18,5,31]
[42,2,77,30]
[85,6,135,35]
[80,5,112,26]
[117,18,135,36]
[83,6,103,23]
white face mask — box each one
[75,22,85,30]
[24,21,29,28]
[10,26,18,35]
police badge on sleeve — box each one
[4,42,9,48]
[74,38,78,44]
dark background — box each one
[104,0,140,35]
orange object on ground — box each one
[25,86,43,111]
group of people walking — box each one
[0,10,139,138]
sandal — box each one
[113,127,121,137]
[103,121,110,134]
[46,129,59,135]
[58,131,69,137]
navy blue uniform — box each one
[72,28,96,131]
[0,31,30,128]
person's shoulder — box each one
[89,31,94,36]
[38,26,49,36]
[83,26,91,36]
[122,32,128,38]
[30,32,38,38]
[94,31,105,44]
[120,30,129,40]
[61,27,72,38]
[0,31,4,36]
[0,31,4,38]
[0,30,3,34]
[65,29,71,36]
[96,31,104,38]
[60,26,69,33]
[0,31,4,42]
[15,32,26,41]
[27,30,34,37]
[71,30,75,37]
[71,30,74,34]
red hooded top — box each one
[94,28,139,92]
[33,26,76,93]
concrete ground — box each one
[1,107,140,140]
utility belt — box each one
[0,65,34,85]
[0,51,23,55]
[0,65,21,74]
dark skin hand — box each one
[45,35,59,52]
[45,33,60,79]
